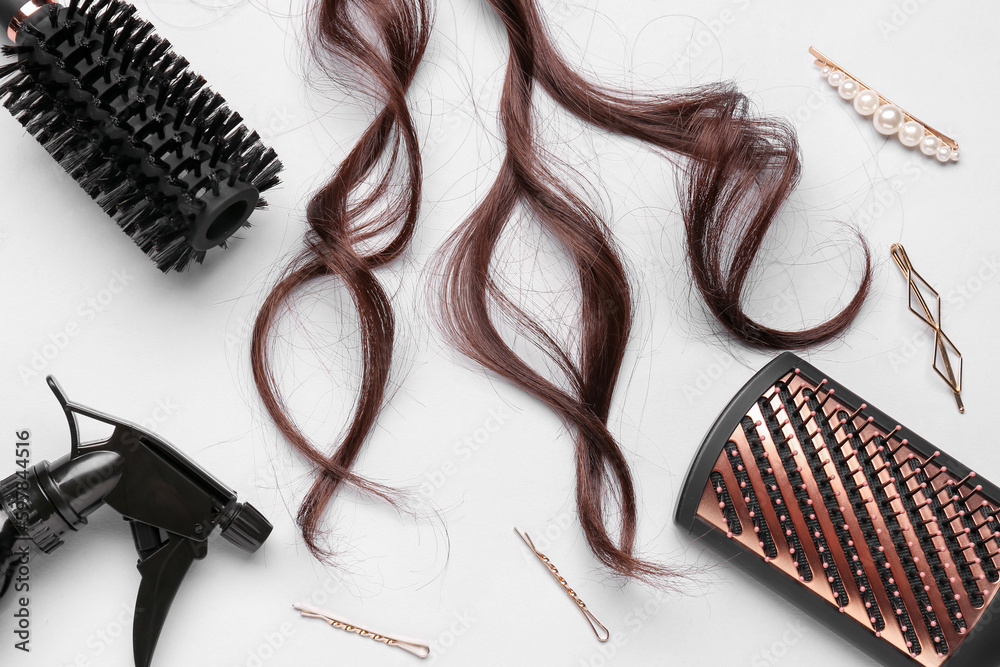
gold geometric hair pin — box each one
[810,47,959,163]
[890,243,964,413]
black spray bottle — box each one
[0,377,272,666]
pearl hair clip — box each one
[810,47,959,163]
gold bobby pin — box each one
[809,46,959,163]
[514,527,610,642]
[293,603,431,659]
[890,243,964,413]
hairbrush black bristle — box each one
[0,0,282,271]
[677,353,1000,667]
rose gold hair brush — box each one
[677,352,1000,667]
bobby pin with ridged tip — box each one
[293,604,430,658]
[891,243,964,413]
[810,47,959,163]
[514,527,610,642]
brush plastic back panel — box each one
[676,353,1000,667]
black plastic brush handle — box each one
[0,0,49,44]
[0,0,29,32]
[0,0,20,33]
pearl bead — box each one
[950,149,960,162]
[853,90,880,116]
[828,70,846,87]
[898,121,925,147]
[920,134,942,156]
[873,104,905,135]
[821,66,832,78]
[838,79,860,100]
[936,145,954,163]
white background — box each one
[1,0,997,665]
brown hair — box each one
[254,0,871,578]
[435,0,870,581]
[503,0,872,347]
[251,0,430,561]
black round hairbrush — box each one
[0,0,282,271]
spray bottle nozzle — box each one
[220,502,271,553]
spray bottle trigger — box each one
[129,521,207,667]
[130,520,165,561]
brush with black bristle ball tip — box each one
[0,0,282,271]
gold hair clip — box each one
[514,527,610,642]
[890,243,964,413]
[810,47,959,163]
[293,603,430,658]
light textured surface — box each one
[0,0,997,665]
